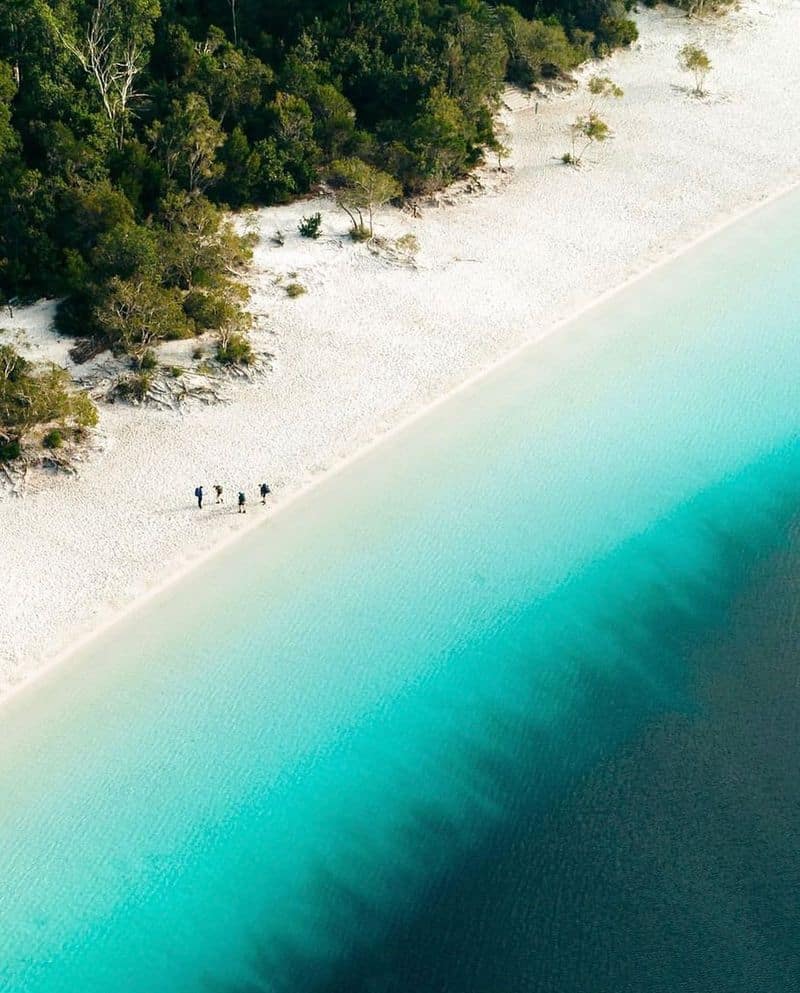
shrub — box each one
[497,10,581,88]
[596,17,638,50]
[298,213,322,239]
[678,44,712,96]
[116,371,153,402]
[1,345,98,454]
[395,233,420,254]
[184,290,222,330]
[285,282,307,297]
[42,428,64,449]
[192,346,204,360]
[0,440,21,462]
[138,348,158,371]
[217,332,254,365]
[329,158,401,238]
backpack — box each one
[195,487,201,498]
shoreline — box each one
[3,175,799,711]
[3,0,800,697]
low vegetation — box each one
[678,44,712,96]
[563,75,623,167]
[671,0,735,16]
[216,331,254,366]
[298,213,322,239]
[330,158,402,240]
[0,345,97,462]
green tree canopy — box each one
[678,44,712,96]
[0,0,645,348]
[329,157,402,238]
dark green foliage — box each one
[0,439,21,461]
[42,428,63,449]
[216,331,254,365]
[497,7,583,88]
[0,0,639,338]
[595,15,639,50]
[115,370,154,402]
[137,348,158,372]
[298,213,322,239]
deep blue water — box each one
[1,190,799,993]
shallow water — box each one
[1,191,800,993]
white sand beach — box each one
[2,0,800,692]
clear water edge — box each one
[1,187,799,992]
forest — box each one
[0,0,640,457]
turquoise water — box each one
[2,190,800,992]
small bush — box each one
[285,282,306,298]
[192,346,204,360]
[561,151,576,165]
[168,365,184,378]
[183,290,227,330]
[298,213,322,239]
[0,440,21,462]
[116,371,153,402]
[137,348,158,371]
[596,16,638,49]
[43,429,64,450]
[349,224,371,242]
[395,233,419,254]
[217,332,254,365]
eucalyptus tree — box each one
[563,74,622,167]
[330,158,402,239]
[565,112,612,166]
[51,0,160,150]
[678,44,712,96]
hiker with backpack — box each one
[195,485,203,509]
[238,491,246,514]
[260,482,271,504]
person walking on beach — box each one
[195,485,203,509]
[238,491,246,514]
[260,482,270,504]
[214,484,224,504]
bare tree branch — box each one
[54,0,148,149]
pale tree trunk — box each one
[55,0,144,150]
[228,0,239,45]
